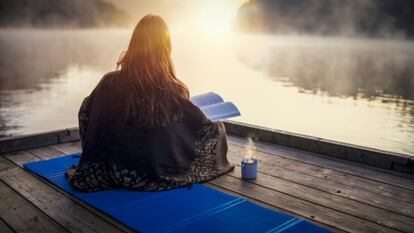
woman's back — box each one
[66,14,233,192]
[69,71,233,192]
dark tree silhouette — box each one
[0,0,130,28]
[237,0,414,38]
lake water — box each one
[0,29,413,155]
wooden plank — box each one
[228,166,414,232]
[0,156,14,173]
[209,175,400,233]
[224,121,414,174]
[228,139,414,201]
[0,128,78,154]
[0,218,14,233]
[228,136,414,189]
[51,142,81,155]
[0,179,68,233]
[227,145,414,204]
[4,151,41,167]
[226,144,414,206]
[227,147,414,218]
[29,146,68,159]
[230,138,414,200]
[0,157,127,233]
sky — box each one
[107,0,246,33]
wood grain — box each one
[0,179,67,233]
[0,157,127,233]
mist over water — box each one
[0,29,413,155]
[240,36,414,99]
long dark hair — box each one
[117,14,189,128]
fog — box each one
[0,29,126,91]
[0,29,413,155]
[106,0,245,27]
[240,35,414,100]
[0,1,413,154]
[238,0,414,39]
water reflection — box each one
[239,36,414,99]
[0,29,128,136]
[235,35,414,154]
[0,29,127,91]
[0,29,413,155]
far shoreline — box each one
[1,27,412,44]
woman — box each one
[65,14,234,192]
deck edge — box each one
[1,122,413,174]
[0,128,79,154]
[223,121,414,174]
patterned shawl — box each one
[68,72,234,192]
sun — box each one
[197,2,239,35]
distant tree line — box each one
[237,0,414,38]
[0,0,129,28]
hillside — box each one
[0,0,129,28]
[237,0,414,38]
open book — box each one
[190,92,241,122]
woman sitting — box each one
[65,14,234,192]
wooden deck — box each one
[1,134,414,233]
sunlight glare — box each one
[197,2,238,36]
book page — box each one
[200,102,241,122]
[190,92,224,108]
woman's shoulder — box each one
[99,71,121,86]
[94,71,123,90]
[88,71,123,99]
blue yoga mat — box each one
[24,154,332,233]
